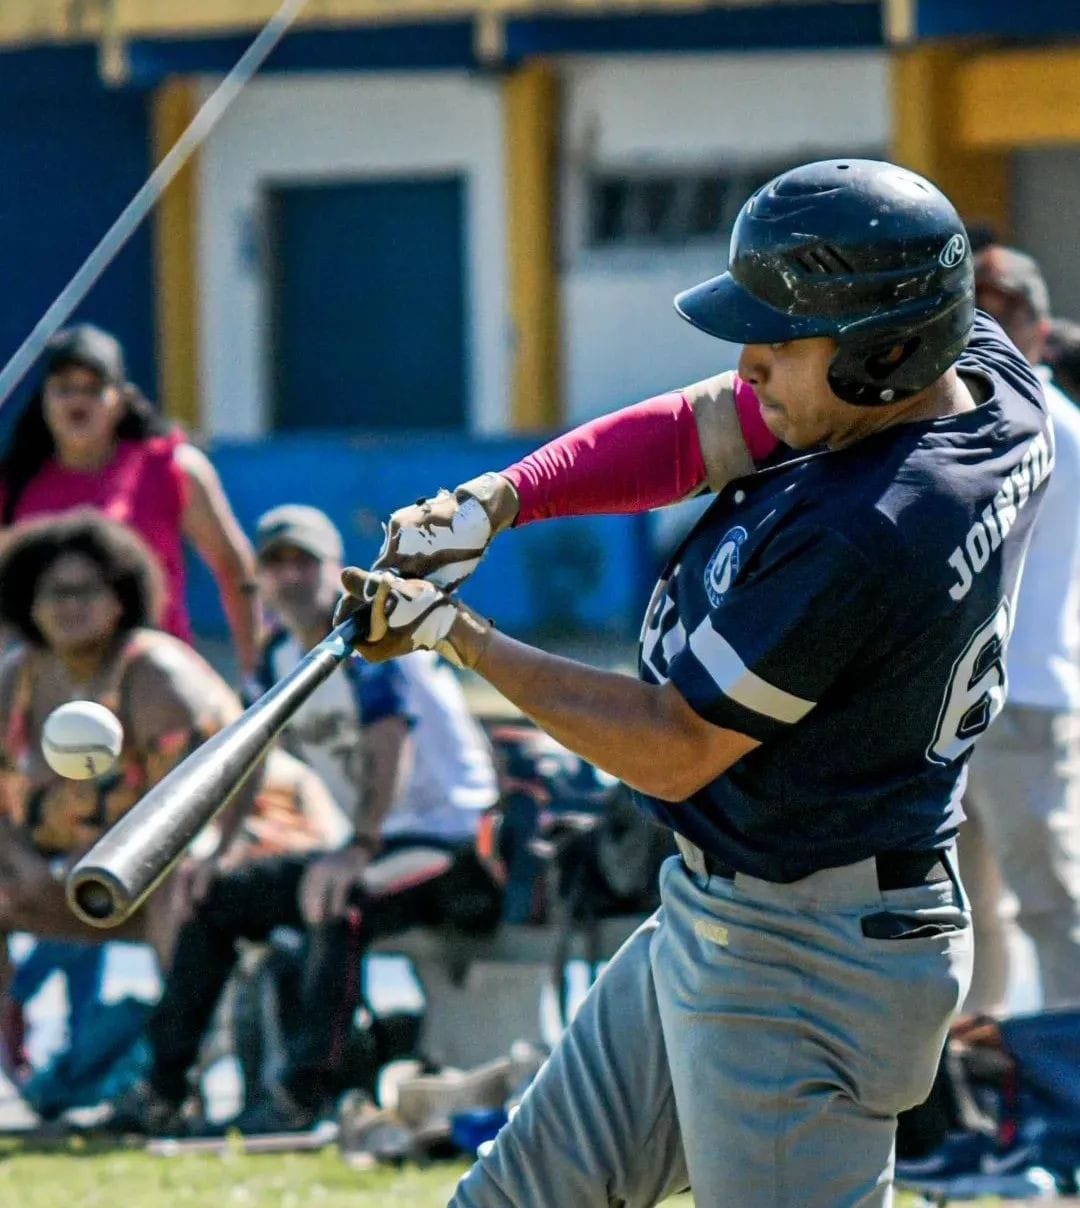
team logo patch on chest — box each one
[704,526,747,606]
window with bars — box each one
[586,154,877,248]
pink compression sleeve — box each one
[733,376,779,462]
[502,392,706,525]
[502,377,778,525]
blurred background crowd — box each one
[0,0,1076,1173]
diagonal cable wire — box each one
[0,0,311,409]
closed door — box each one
[270,176,468,431]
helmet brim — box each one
[674,272,829,345]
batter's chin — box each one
[757,402,788,442]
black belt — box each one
[696,848,950,891]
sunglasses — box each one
[36,580,112,605]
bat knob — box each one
[333,598,373,647]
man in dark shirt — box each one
[337,160,1050,1207]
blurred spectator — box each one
[0,324,259,679]
[6,939,103,1067]
[1043,317,1080,405]
[108,506,502,1136]
[961,247,1080,1012]
[965,222,1000,255]
[0,512,341,1114]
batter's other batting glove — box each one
[335,567,492,668]
[371,472,519,590]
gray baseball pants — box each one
[450,847,972,1208]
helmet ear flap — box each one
[828,336,924,406]
[828,292,974,406]
[865,337,922,378]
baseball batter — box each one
[337,160,1052,1206]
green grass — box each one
[0,1135,1009,1203]
[0,1139,698,1208]
[0,1138,997,1207]
[0,1135,980,1203]
[0,1136,1013,1207]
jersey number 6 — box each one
[928,599,1011,765]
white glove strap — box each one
[455,472,512,522]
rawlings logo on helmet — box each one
[938,234,967,269]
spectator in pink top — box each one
[0,325,258,680]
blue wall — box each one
[0,47,156,441]
[911,0,1080,39]
[186,435,658,642]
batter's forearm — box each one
[448,616,754,800]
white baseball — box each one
[41,701,124,780]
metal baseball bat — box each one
[66,609,366,929]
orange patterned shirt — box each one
[0,630,343,858]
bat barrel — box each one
[66,612,365,928]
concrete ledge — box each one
[370,915,649,1067]
[370,915,647,969]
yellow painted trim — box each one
[504,60,561,432]
[0,0,720,48]
[151,78,201,432]
[890,43,1010,239]
[957,48,1080,148]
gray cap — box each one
[255,505,344,563]
[974,246,1051,321]
[44,324,126,384]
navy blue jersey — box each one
[638,313,1052,881]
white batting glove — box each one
[372,472,519,590]
[337,567,491,669]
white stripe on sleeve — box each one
[687,618,815,724]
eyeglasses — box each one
[44,382,108,402]
[36,581,112,605]
[258,547,322,570]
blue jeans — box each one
[11,939,106,1047]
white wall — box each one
[1014,148,1080,322]
[195,71,507,438]
[193,55,889,436]
[560,52,890,421]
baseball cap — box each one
[43,324,126,385]
[255,505,344,563]
[974,246,1051,321]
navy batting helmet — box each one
[674,159,974,406]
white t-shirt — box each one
[263,636,496,842]
[382,652,499,841]
[263,634,362,845]
[1006,369,1080,710]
